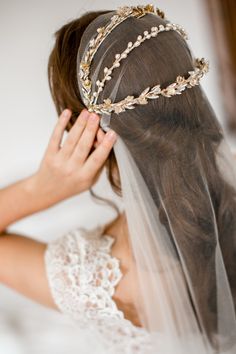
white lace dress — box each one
[44,224,152,354]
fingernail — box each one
[63,109,71,117]
[89,113,99,123]
[80,109,90,120]
[62,110,71,123]
[106,130,117,141]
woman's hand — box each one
[30,108,117,208]
[0,108,117,233]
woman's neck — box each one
[104,212,127,240]
[104,212,134,265]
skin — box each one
[0,108,118,311]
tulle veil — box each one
[76,8,236,354]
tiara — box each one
[78,4,209,115]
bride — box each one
[1,4,236,353]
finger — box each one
[71,113,100,163]
[93,129,105,148]
[93,140,99,149]
[83,130,117,177]
[97,128,105,144]
[60,109,90,158]
[45,109,72,155]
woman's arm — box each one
[0,232,56,309]
[0,108,117,309]
[0,175,50,234]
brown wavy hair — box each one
[47,10,236,348]
[47,10,121,214]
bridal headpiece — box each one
[78,4,209,115]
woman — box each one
[1,4,236,354]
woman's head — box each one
[47,9,220,196]
[48,9,236,344]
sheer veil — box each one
[76,7,236,354]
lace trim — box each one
[44,225,152,353]
[44,225,125,323]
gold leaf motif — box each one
[144,4,155,13]
[133,4,156,18]
[114,105,124,114]
[176,85,186,93]
[140,87,150,96]
[125,95,135,101]
[176,76,185,85]
[89,38,96,47]
[137,97,148,105]
[151,84,161,92]
[156,8,165,18]
[189,78,199,86]
[162,86,175,97]
[97,27,105,34]
[103,98,112,105]
[80,62,90,71]
[167,87,176,95]
[133,6,145,18]
[117,6,132,17]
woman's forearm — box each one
[0,174,47,233]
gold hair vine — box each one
[78,4,209,116]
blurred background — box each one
[0,0,235,353]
